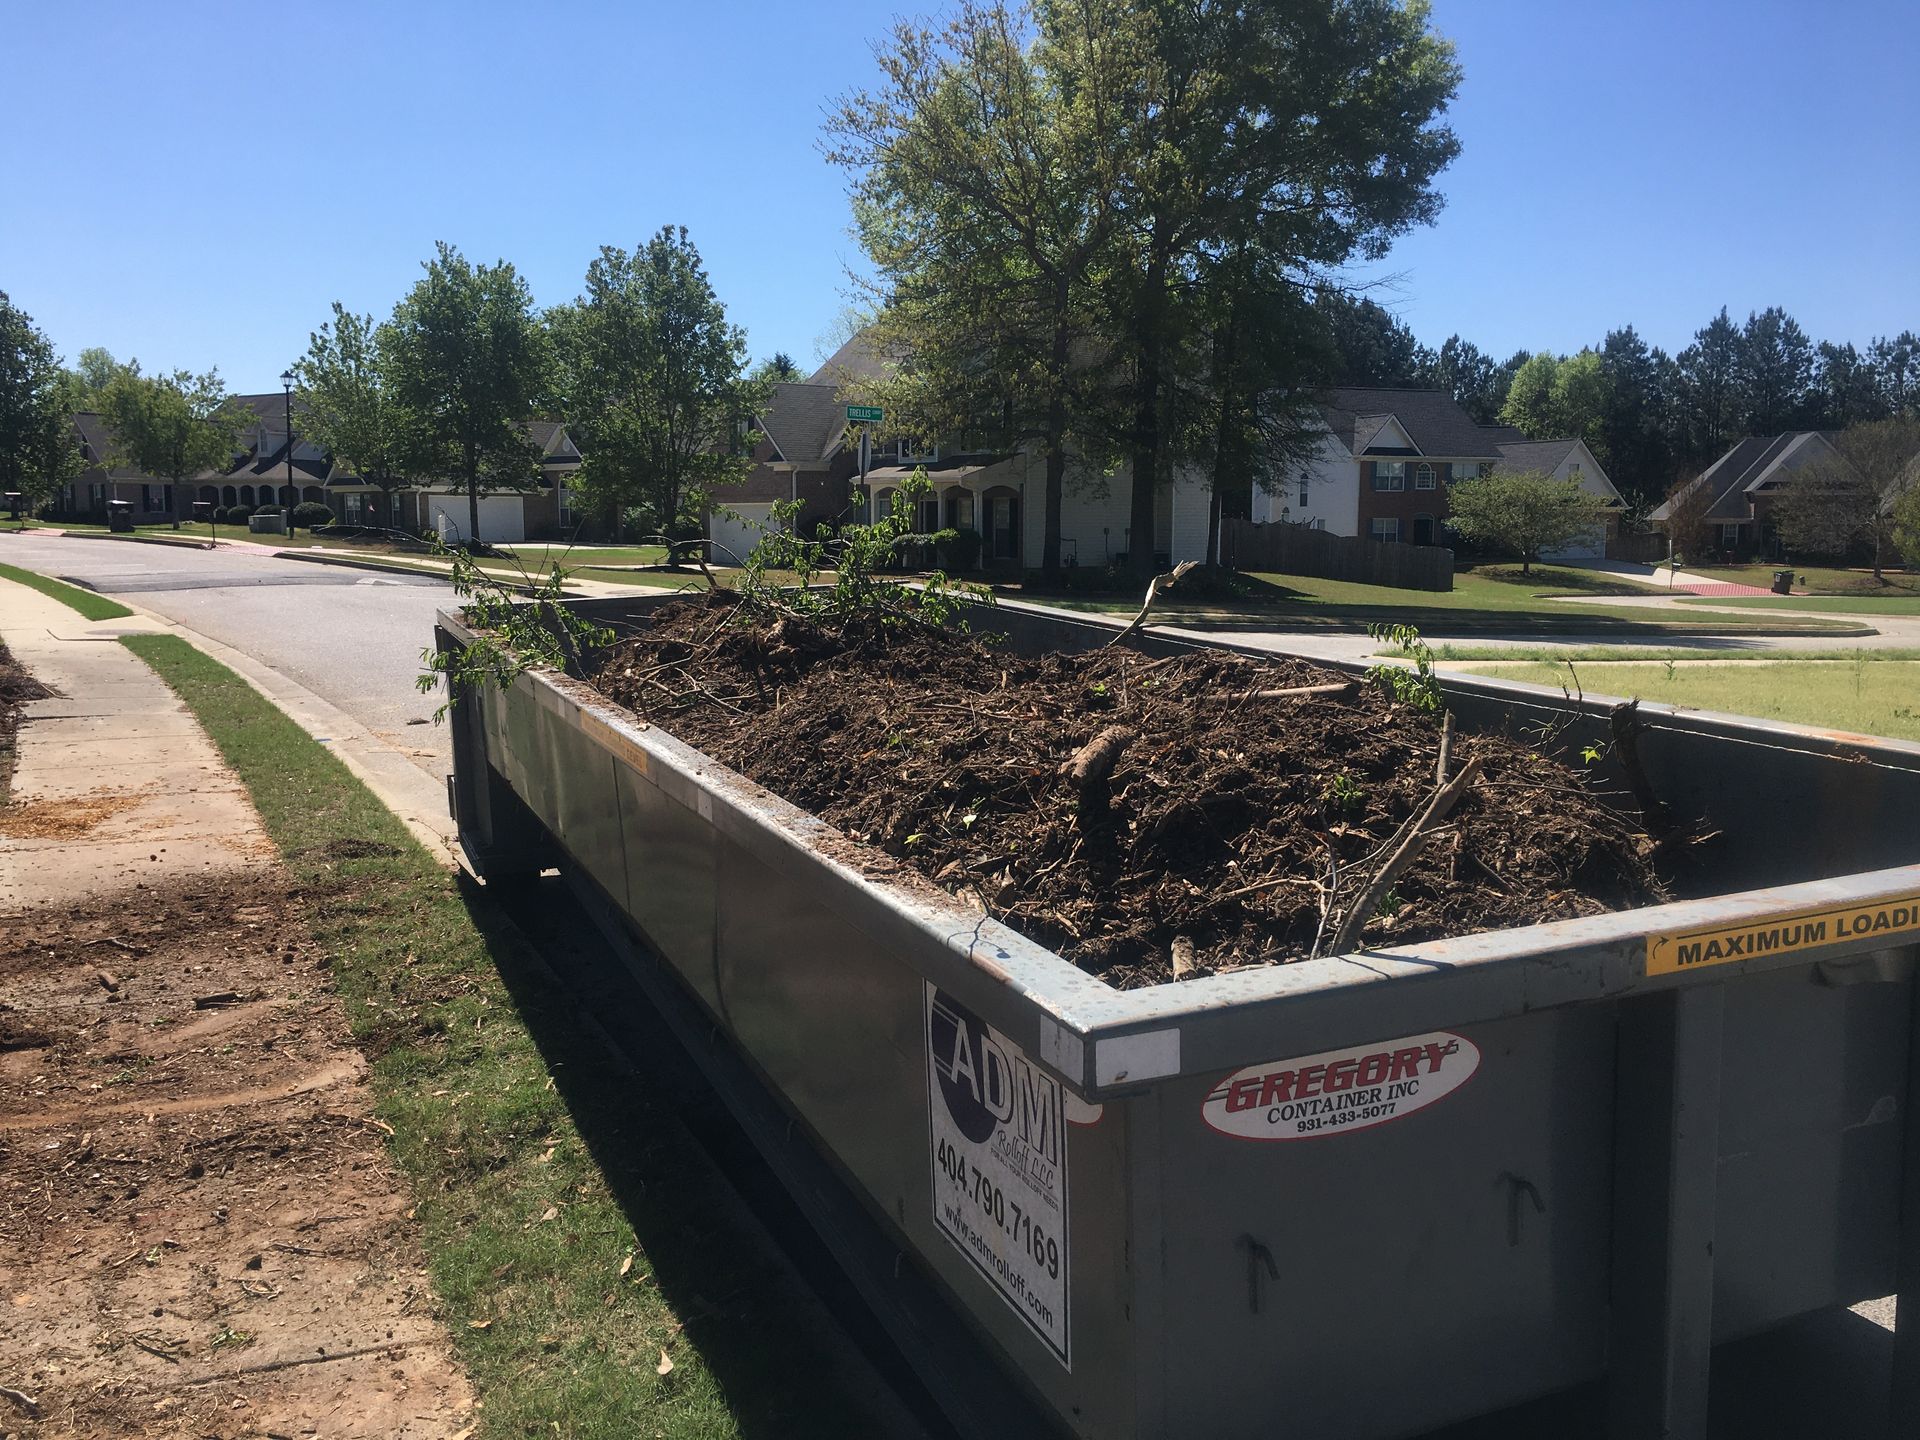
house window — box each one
[897,437,937,464]
[1569,461,1582,478]
[1371,461,1406,491]
[1298,479,1309,507]
[1413,514,1435,546]
[1370,517,1401,543]
[1414,463,1436,490]
[1478,462,1495,479]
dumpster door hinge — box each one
[1239,1234,1279,1315]
[1500,1171,1546,1247]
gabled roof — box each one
[1318,387,1520,458]
[1649,432,1846,523]
[808,331,894,388]
[757,382,848,466]
[1493,438,1578,472]
[1494,438,1624,506]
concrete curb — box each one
[133,612,466,869]
[48,530,220,552]
[17,571,470,871]
[272,549,454,582]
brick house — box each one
[1649,432,1845,560]
[1250,387,1623,559]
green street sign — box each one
[845,405,884,424]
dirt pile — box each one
[587,597,1669,987]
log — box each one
[1218,680,1357,703]
[1171,935,1197,978]
[1059,726,1138,788]
[1608,700,1673,838]
[1104,561,1200,649]
[1328,757,1484,956]
[1434,711,1456,786]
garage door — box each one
[426,495,525,545]
[707,503,776,567]
[1542,528,1605,561]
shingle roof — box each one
[808,331,894,388]
[758,382,848,465]
[1649,433,1836,522]
[1493,438,1578,472]
[1318,387,1518,458]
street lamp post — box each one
[280,369,296,537]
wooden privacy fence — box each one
[1607,528,1669,564]
[1221,519,1454,592]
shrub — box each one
[254,503,284,516]
[937,527,984,573]
[221,505,254,524]
[292,501,334,527]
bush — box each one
[937,527,984,573]
[254,503,284,517]
[221,505,253,524]
[292,501,334,527]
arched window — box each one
[240,485,256,506]
[1414,463,1436,490]
[221,485,237,507]
[302,486,324,503]
[198,485,219,504]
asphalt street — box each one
[0,533,457,777]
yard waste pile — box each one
[587,596,1671,988]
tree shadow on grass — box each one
[459,870,949,1440]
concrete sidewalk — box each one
[0,584,266,908]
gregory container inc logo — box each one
[924,985,1071,1367]
[1202,1031,1481,1141]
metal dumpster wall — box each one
[444,596,1920,1438]
[467,663,1143,1436]
[1138,964,1913,1438]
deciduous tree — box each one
[1443,467,1609,575]
[295,303,419,528]
[1100,0,1462,576]
[98,364,241,526]
[0,292,82,511]
[556,226,765,543]
[1772,416,1920,580]
[828,0,1137,580]
[384,242,549,544]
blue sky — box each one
[3,0,1915,394]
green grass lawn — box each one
[121,633,903,1439]
[500,542,671,568]
[1468,657,1920,742]
[1017,564,1868,636]
[0,560,134,620]
[1664,562,1920,596]
[1673,593,1920,615]
[1425,642,1920,664]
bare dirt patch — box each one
[0,789,143,842]
[589,596,1671,986]
[0,884,472,1438]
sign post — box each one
[847,405,883,514]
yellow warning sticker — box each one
[1646,892,1920,976]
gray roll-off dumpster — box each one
[439,595,1920,1440]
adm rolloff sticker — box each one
[925,984,1070,1367]
[1203,1031,1481,1141]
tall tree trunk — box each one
[1207,301,1243,571]
[465,443,480,544]
[1127,244,1169,581]
[1040,302,1071,584]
